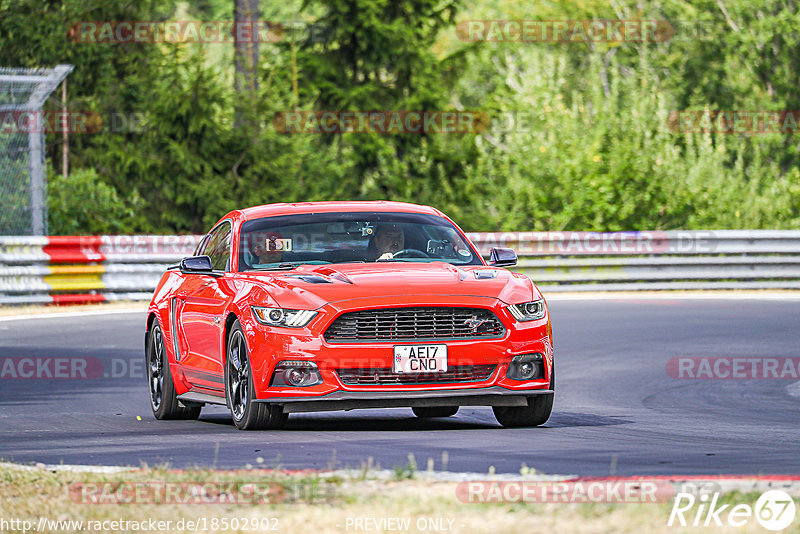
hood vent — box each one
[286,274,333,284]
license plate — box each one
[393,345,447,373]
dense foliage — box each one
[0,0,798,234]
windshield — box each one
[238,211,482,270]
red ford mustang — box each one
[145,201,554,429]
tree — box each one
[234,0,260,126]
[294,0,477,203]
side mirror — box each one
[180,255,214,274]
[488,247,517,267]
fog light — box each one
[270,360,322,387]
[517,361,535,379]
[507,354,543,381]
[286,368,306,386]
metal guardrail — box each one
[467,230,800,292]
[0,235,201,305]
[2,230,800,304]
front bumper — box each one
[242,295,554,404]
[255,386,554,413]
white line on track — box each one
[0,461,133,473]
[3,463,800,494]
[0,308,145,323]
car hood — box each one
[237,262,539,310]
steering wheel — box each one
[391,248,430,259]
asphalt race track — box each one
[1,297,799,476]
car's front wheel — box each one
[493,366,554,427]
[146,322,201,420]
[492,394,553,427]
[412,406,459,418]
[225,320,287,430]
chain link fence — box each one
[0,65,72,235]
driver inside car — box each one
[249,232,284,265]
[372,223,405,260]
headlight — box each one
[252,306,318,328]
[507,299,546,322]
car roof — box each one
[236,201,443,221]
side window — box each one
[204,222,232,271]
[194,235,210,256]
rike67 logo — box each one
[668,490,796,531]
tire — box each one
[146,322,201,420]
[225,320,287,430]
[493,365,555,428]
[493,394,553,427]
[412,406,459,418]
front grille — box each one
[324,307,505,342]
[336,364,497,385]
